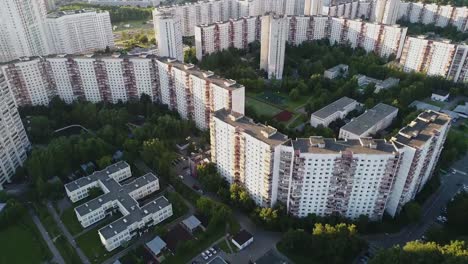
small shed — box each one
[231,230,254,250]
[145,236,167,258]
[181,215,202,233]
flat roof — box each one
[181,215,201,230]
[393,111,451,149]
[311,97,357,119]
[325,64,348,73]
[214,109,288,146]
[47,9,104,18]
[232,230,253,245]
[65,161,130,193]
[292,137,397,155]
[340,103,398,135]
[145,236,166,256]
[410,100,441,112]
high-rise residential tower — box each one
[373,0,401,25]
[0,73,30,189]
[153,12,184,62]
[304,0,323,15]
[260,14,289,79]
[46,10,114,55]
[0,0,50,62]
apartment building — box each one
[0,0,50,62]
[65,162,173,252]
[210,109,289,207]
[260,14,289,79]
[385,111,451,216]
[325,0,372,20]
[46,10,114,55]
[1,54,245,130]
[275,137,400,220]
[339,103,398,139]
[87,0,161,7]
[399,35,468,82]
[398,2,468,31]
[0,73,30,189]
[373,0,401,25]
[310,97,359,127]
[153,12,184,61]
[195,15,408,64]
[304,0,324,16]
[194,16,260,60]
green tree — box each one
[97,156,112,170]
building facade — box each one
[1,55,245,130]
[46,10,114,55]
[0,73,30,189]
[65,162,173,252]
[153,12,184,61]
[373,0,401,25]
[310,97,359,127]
[399,35,468,82]
[211,110,451,220]
[304,0,324,16]
[0,0,50,62]
[260,14,289,79]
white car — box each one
[205,250,212,257]
[210,247,217,254]
[201,252,208,260]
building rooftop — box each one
[64,161,129,193]
[393,111,451,149]
[311,97,357,120]
[146,236,167,256]
[292,137,397,155]
[181,215,202,230]
[410,100,441,112]
[232,230,253,246]
[325,64,348,73]
[46,9,104,18]
[214,109,288,146]
[340,103,398,136]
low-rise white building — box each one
[64,162,173,252]
[339,103,398,139]
[431,91,450,102]
[324,64,349,79]
[310,97,359,127]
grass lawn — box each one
[61,206,84,236]
[76,227,116,264]
[276,241,311,264]
[287,113,308,128]
[217,239,231,253]
[0,217,51,264]
[113,20,152,32]
[246,96,283,117]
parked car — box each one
[210,247,217,254]
[201,252,208,260]
[205,250,212,257]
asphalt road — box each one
[365,154,468,249]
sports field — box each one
[246,97,283,117]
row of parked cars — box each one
[201,247,217,260]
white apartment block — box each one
[153,12,184,61]
[339,103,398,139]
[304,0,324,16]
[45,10,114,55]
[210,109,289,207]
[194,16,260,60]
[399,35,468,82]
[385,111,451,216]
[310,97,359,127]
[0,0,50,62]
[373,0,401,25]
[0,73,30,190]
[87,0,161,7]
[260,14,289,79]
[1,55,245,130]
[211,109,450,220]
[65,162,173,252]
[398,2,468,31]
[195,15,408,64]
[275,137,400,220]
[157,0,304,37]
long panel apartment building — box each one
[46,10,114,55]
[0,73,30,189]
[310,96,359,128]
[1,55,245,130]
[65,162,173,251]
[399,35,468,83]
[195,15,408,61]
[211,110,450,220]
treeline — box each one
[406,0,468,6]
[398,20,468,42]
[59,4,153,23]
[0,193,26,230]
[370,240,468,264]
[278,224,367,264]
